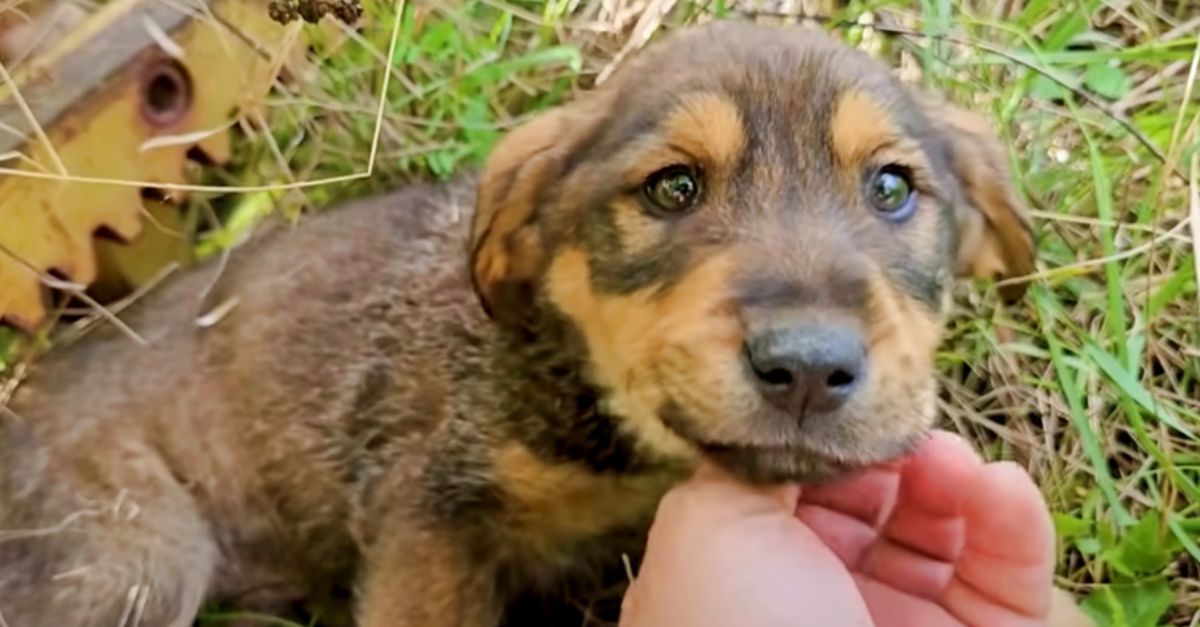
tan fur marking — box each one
[359,522,501,627]
[942,103,1034,282]
[544,247,740,458]
[661,92,746,170]
[611,198,667,256]
[831,90,901,167]
[863,265,944,430]
[867,267,942,365]
[493,445,675,550]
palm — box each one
[795,432,1055,627]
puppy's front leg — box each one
[357,520,503,627]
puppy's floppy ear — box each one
[922,95,1036,301]
[470,94,609,323]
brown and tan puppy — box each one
[0,19,1082,627]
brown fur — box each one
[913,93,1036,297]
[0,20,1078,627]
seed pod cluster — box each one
[268,0,362,25]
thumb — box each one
[624,461,870,627]
[623,462,799,626]
[683,460,802,516]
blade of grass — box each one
[1071,97,1131,369]
[1166,514,1200,565]
[1036,287,1135,526]
[1084,343,1196,435]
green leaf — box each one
[1042,14,1088,51]
[418,20,462,63]
[1102,512,1180,577]
[427,149,459,179]
[1054,513,1092,538]
[461,98,501,165]
[395,5,418,65]
[471,46,583,83]
[1085,62,1132,99]
[196,192,275,260]
[1031,74,1070,101]
[0,326,17,372]
[1076,537,1103,555]
[1081,578,1175,627]
[1147,258,1196,318]
[488,11,513,46]
[1098,519,1120,551]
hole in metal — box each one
[139,59,192,127]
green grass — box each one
[3,0,1199,625]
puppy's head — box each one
[471,21,1034,482]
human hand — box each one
[619,431,1068,627]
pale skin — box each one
[620,431,1060,627]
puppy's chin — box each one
[660,402,927,485]
[700,443,865,484]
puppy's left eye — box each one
[867,165,916,221]
[644,165,701,214]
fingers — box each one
[794,504,876,567]
[795,459,901,569]
[880,432,981,560]
[800,466,901,527]
[850,576,1044,627]
[852,574,962,627]
[796,431,977,582]
[797,430,1057,624]
[961,462,1055,565]
[1049,587,1095,627]
[945,461,1056,621]
[942,577,1049,627]
[896,431,984,517]
[855,431,980,597]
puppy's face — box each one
[471,21,1034,482]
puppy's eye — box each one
[644,165,700,214]
[867,165,916,221]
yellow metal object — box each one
[0,0,298,330]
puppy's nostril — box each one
[757,367,794,387]
[826,369,856,389]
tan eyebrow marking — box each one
[661,92,747,171]
[831,90,904,167]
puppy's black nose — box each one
[744,324,866,414]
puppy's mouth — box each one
[659,400,921,484]
[698,441,865,483]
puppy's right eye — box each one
[644,165,701,215]
[866,165,916,221]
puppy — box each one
[0,19,1079,627]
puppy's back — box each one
[0,179,485,619]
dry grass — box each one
[1,0,1198,624]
